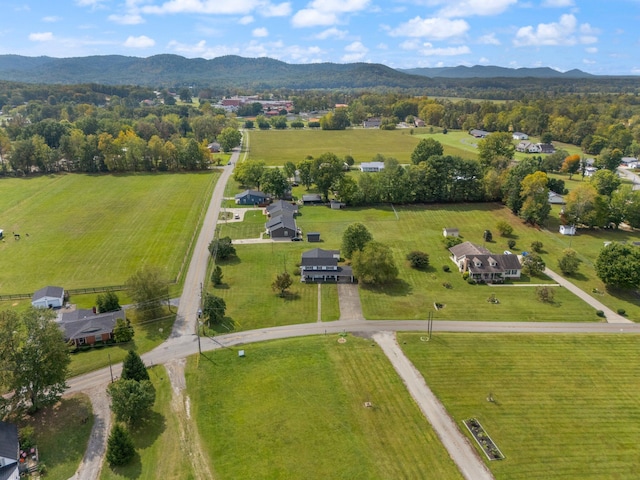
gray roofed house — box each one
[265,211,298,239]
[302,194,323,205]
[449,241,521,283]
[60,308,125,347]
[0,421,19,480]
[31,285,65,309]
[469,129,489,138]
[266,200,298,217]
[300,248,353,283]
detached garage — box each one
[31,285,65,309]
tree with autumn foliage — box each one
[560,154,581,180]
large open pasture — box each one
[186,335,463,480]
[247,128,424,165]
[399,332,640,479]
[0,172,218,294]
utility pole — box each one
[108,353,114,383]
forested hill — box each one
[0,54,433,89]
[398,65,594,79]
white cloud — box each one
[314,27,347,40]
[124,35,155,48]
[29,32,54,42]
[168,39,241,58]
[239,16,254,25]
[75,0,104,6]
[252,27,268,37]
[291,0,369,27]
[542,0,574,6]
[513,14,598,47]
[433,0,517,18]
[341,41,368,62]
[583,58,595,64]
[390,16,469,39]
[143,0,274,15]
[479,56,490,63]
[291,9,337,27]
[478,33,500,45]
[419,42,471,56]
[585,47,597,53]
[108,13,144,25]
[260,2,291,16]
[42,16,62,23]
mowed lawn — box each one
[399,333,640,479]
[0,172,218,294]
[293,203,598,322]
[186,335,463,480]
[247,128,424,165]
[101,366,194,480]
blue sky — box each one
[1,0,639,75]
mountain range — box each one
[0,54,619,90]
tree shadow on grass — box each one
[565,271,589,282]
[129,410,166,449]
[281,291,301,302]
[361,279,412,297]
[217,256,242,266]
[105,450,142,479]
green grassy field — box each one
[0,172,218,294]
[101,366,194,480]
[186,335,463,480]
[19,394,93,480]
[248,128,424,165]
[399,332,640,479]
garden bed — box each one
[463,418,504,461]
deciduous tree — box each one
[217,127,242,152]
[108,379,156,424]
[0,308,70,413]
[208,236,236,260]
[125,266,169,321]
[478,132,515,168]
[410,138,443,165]
[595,243,640,289]
[522,253,546,277]
[342,223,373,258]
[560,154,581,179]
[202,294,226,324]
[113,318,134,343]
[271,272,293,297]
[96,291,120,313]
[557,248,581,276]
[352,242,398,285]
[406,251,430,269]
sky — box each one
[1,0,639,75]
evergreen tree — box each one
[121,350,149,382]
[106,423,135,466]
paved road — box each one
[374,331,494,480]
[543,267,632,324]
[617,166,640,190]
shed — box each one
[330,200,345,210]
[31,286,65,309]
[559,225,576,235]
[307,232,321,242]
[443,227,460,238]
[302,194,323,205]
[548,191,565,204]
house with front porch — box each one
[449,241,521,283]
[300,248,354,283]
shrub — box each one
[442,265,450,272]
[462,271,469,280]
[442,282,452,289]
[406,250,430,269]
[531,241,544,253]
[467,277,477,285]
[483,230,493,242]
[442,236,463,249]
[507,239,516,249]
[617,308,626,315]
[536,286,555,303]
[496,220,513,237]
[596,310,605,318]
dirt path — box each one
[69,384,111,480]
[165,358,214,480]
[373,331,494,480]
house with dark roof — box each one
[59,308,125,347]
[235,190,271,206]
[449,241,521,283]
[0,421,19,480]
[265,212,298,239]
[266,200,298,218]
[302,194,323,205]
[31,286,65,309]
[300,248,354,283]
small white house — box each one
[559,225,576,236]
[512,132,529,140]
[443,227,460,238]
[548,191,565,205]
[31,285,65,309]
[360,162,385,173]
